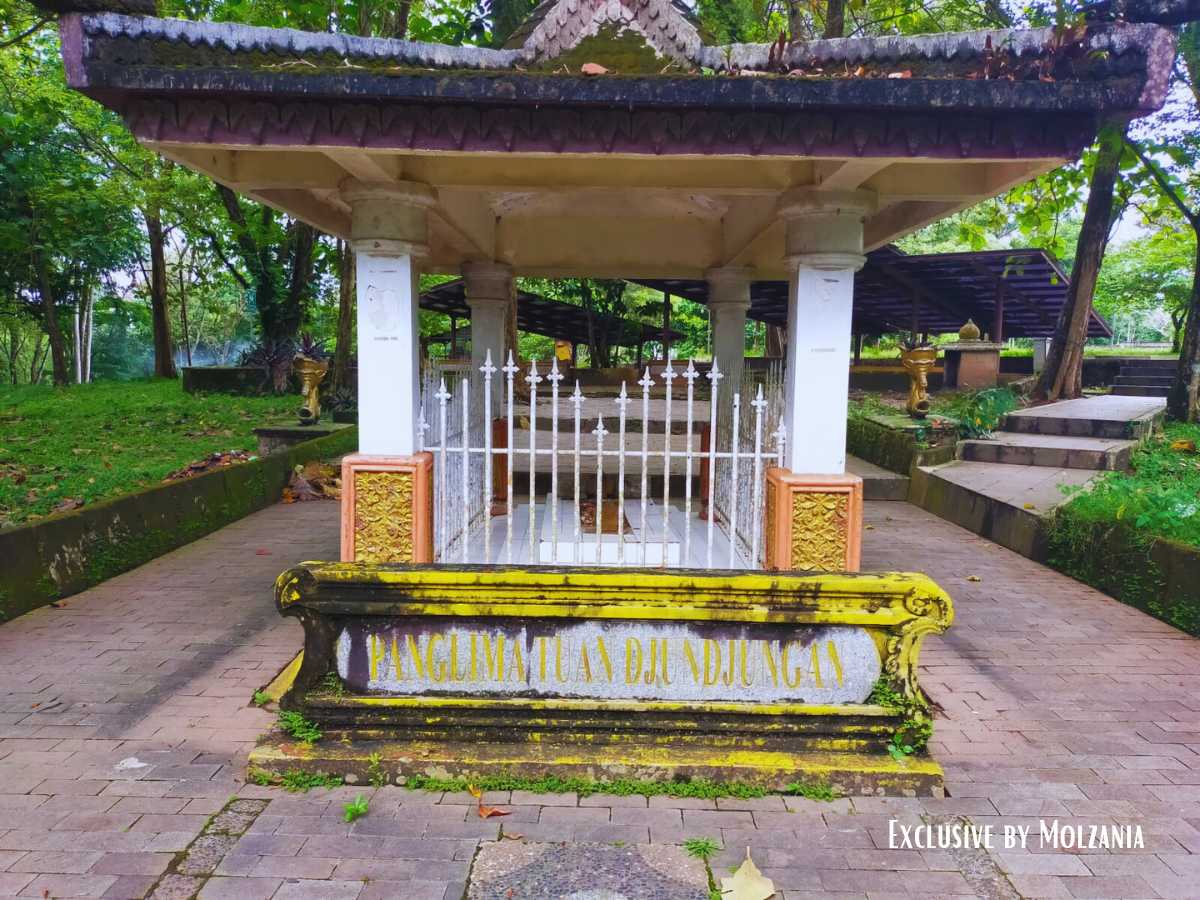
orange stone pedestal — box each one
[340,453,434,563]
[765,469,863,572]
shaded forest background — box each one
[1,0,1197,410]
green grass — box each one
[0,379,298,528]
[1057,424,1200,549]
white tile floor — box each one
[441,496,756,570]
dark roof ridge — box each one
[712,21,1174,71]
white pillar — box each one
[463,262,513,389]
[342,179,437,457]
[779,189,874,475]
[706,266,753,399]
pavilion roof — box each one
[57,11,1173,159]
[637,246,1111,339]
[420,279,682,347]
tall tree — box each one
[1035,121,1129,401]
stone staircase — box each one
[1111,358,1175,398]
[910,395,1165,559]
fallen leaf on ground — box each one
[581,62,608,75]
[501,831,523,840]
[255,549,272,556]
[478,804,510,819]
[52,498,84,513]
[164,450,252,481]
[283,469,323,503]
[966,575,982,582]
[1171,439,1196,453]
[720,848,776,899]
[887,70,912,78]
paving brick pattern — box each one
[0,500,1196,898]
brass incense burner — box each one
[294,356,330,425]
[900,346,937,419]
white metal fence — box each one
[420,353,784,570]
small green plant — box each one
[278,711,322,744]
[279,771,343,793]
[247,768,273,786]
[342,794,369,823]
[868,678,933,759]
[367,753,387,788]
[252,690,271,707]
[683,836,721,861]
[783,782,840,802]
[320,672,345,698]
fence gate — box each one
[421,353,784,571]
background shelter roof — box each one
[638,247,1111,339]
[420,279,682,347]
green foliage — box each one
[279,771,343,793]
[277,711,322,744]
[931,388,1018,439]
[342,794,370,822]
[404,773,772,800]
[1059,425,1200,547]
[367,753,388,788]
[246,767,342,791]
[683,836,721,861]
[252,691,271,707]
[320,672,346,698]
[867,678,933,759]
[782,782,840,802]
[0,380,297,527]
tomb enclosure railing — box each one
[419,353,784,570]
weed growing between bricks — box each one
[141,798,269,899]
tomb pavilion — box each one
[44,0,1174,572]
[39,0,1175,792]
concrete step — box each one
[1003,395,1166,440]
[910,460,1095,560]
[958,433,1134,471]
[847,454,909,501]
[1119,366,1175,377]
[1112,384,1170,398]
[1118,359,1176,372]
[1113,374,1173,387]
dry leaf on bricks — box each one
[720,849,776,900]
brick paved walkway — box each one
[0,500,1197,898]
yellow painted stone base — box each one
[247,733,945,798]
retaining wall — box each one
[0,428,358,622]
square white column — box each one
[783,264,856,474]
[778,188,875,476]
[355,249,422,456]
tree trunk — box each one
[282,223,317,341]
[332,239,356,392]
[787,1,805,39]
[394,0,412,38]
[1035,121,1128,401]
[824,0,845,38]
[145,210,177,378]
[30,334,47,384]
[1168,242,1200,421]
[31,246,69,386]
[1172,309,1186,354]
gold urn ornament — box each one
[958,319,981,341]
[900,346,938,419]
[294,355,330,425]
